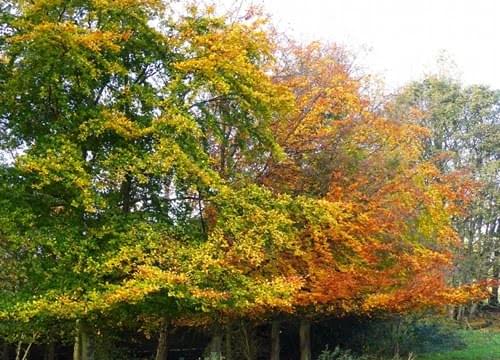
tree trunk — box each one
[469,302,479,318]
[240,323,255,360]
[489,249,499,307]
[270,321,280,360]
[81,322,95,360]
[448,305,456,320]
[224,325,233,360]
[15,342,33,360]
[490,283,499,306]
[393,318,402,358]
[74,320,95,360]
[2,342,9,360]
[206,328,223,359]
[73,320,82,360]
[120,174,133,214]
[155,322,168,360]
[456,305,465,323]
[45,343,56,360]
[299,319,311,360]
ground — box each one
[419,312,500,360]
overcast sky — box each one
[221,0,500,90]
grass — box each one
[418,329,500,360]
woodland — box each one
[0,1,498,360]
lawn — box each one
[418,329,500,360]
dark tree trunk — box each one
[45,343,55,360]
[456,305,465,322]
[489,248,499,307]
[224,325,233,360]
[299,319,311,360]
[448,305,456,320]
[270,320,280,360]
[2,342,9,360]
[155,322,168,360]
[120,174,133,214]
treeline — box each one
[0,1,497,359]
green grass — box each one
[418,329,500,360]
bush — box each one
[406,320,465,354]
[312,315,465,358]
[317,346,370,360]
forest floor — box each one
[418,312,500,360]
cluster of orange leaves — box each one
[257,42,485,317]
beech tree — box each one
[0,0,294,358]
[261,43,483,359]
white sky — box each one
[221,0,500,90]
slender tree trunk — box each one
[74,320,95,360]
[15,342,21,360]
[21,343,33,360]
[155,321,168,360]
[448,305,456,320]
[219,129,227,178]
[240,323,255,360]
[456,305,465,323]
[489,249,499,307]
[299,319,311,360]
[224,325,233,360]
[393,318,402,358]
[490,282,499,306]
[469,302,479,318]
[81,322,95,360]
[207,329,223,359]
[270,320,280,360]
[15,342,33,360]
[120,174,133,214]
[73,320,82,360]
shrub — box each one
[317,346,371,360]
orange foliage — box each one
[260,42,480,317]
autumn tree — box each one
[0,1,294,358]
[0,2,489,360]
[260,42,481,359]
[390,76,500,314]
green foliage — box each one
[0,0,292,341]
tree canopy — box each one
[0,1,493,359]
